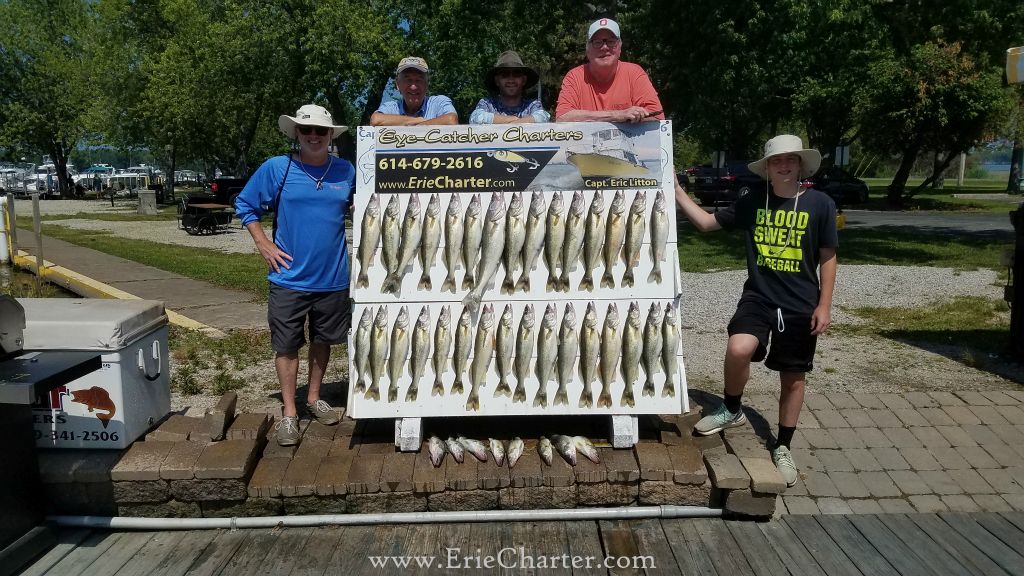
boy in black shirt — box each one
[674,134,838,485]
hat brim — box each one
[278,115,348,140]
[748,149,821,180]
[485,66,540,93]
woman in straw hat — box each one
[469,51,549,124]
[235,104,354,446]
[675,134,838,486]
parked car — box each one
[806,166,869,205]
[682,162,766,206]
[209,177,249,207]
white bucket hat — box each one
[747,134,821,179]
[278,104,348,139]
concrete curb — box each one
[13,250,227,338]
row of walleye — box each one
[355,189,671,310]
[426,435,600,468]
[352,299,681,411]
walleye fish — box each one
[428,435,446,467]
[600,190,626,288]
[353,307,372,393]
[533,303,558,408]
[501,192,526,294]
[579,190,606,291]
[538,436,554,465]
[578,302,600,408]
[467,304,495,411]
[515,192,547,292]
[598,303,620,408]
[356,193,381,289]
[387,306,410,402]
[381,195,401,278]
[620,301,642,407]
[559,191,586,292]
[418,193,441,290]
[461,194,483,290]
[543,191,565,292]
[648,189,668,284]
[407,306,431,402]
[451,307,473,395]
[441,194,464,293]
[554,303,578,406]
[382,194,422,294]
[366,306,389,401]
[463,193,506,314]
[513,304,536,403]
[458,436,490,462]
[621,191,647,288]
[661,301,680,398]
[641,303,663,398]
[446,437,465,463]
[431,305,452,397]
[507,437,525,467]
[489,438,506,466]
[551,434,578,466]
[494,304,514,397]
[573,436,601,464]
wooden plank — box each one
[757,520,825,576]
[725,521,790,576]
[1001,512,1024,533]
[508,521,571,575]
[44,531,127,576]
[368,524,411,576]
[910,514,1011,576]
[876,514,975,576]
[397,523,442,575]
[845,515,928,576]
[563,521,608,576]
[691,519,754,576]
[287,526,346,576]
[627,519,679,575]
[75,531,154,576]
[18,528,92,576]
[664,520,718,576]
[598,520,644,576]
[814,516,899,576]
[974,512,1024,554]
[148,530,215,576]
[939,512,1024,576]
[176,528,249,576]
[217,529,279,576]
[782,516,862,576]
[112,531,187,576]
[257,527,314,576]
[325,525,380,575]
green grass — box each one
[837,296,1011,370]
[860,178,1016,212]
[31,225,270,298]
[678,225,1008,273]
[16,208,179,224]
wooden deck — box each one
[18,512,1024,575]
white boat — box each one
[566,128,652,178]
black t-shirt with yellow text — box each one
[714,188,838,315]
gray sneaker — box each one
[276,415,300,446]
[772,445,798,487]
[306,399,340,425]
[693,403,747,435]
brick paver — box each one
[783,496,820,515]
[828,393,860,410]
[854,427,893,449]
[851,394,886,410]
[801,429,838,449]
[803,471,840,497]
[955,445,999,469]
[817,497,853,514]
[931,449,970,470]
[935,426,977,447]
[829,472,870,498]
[848,499,884,514]
[918,470,963,495]
[816,450,854,473]
[859,471,902,498]
[838,409,874,428]
[812,409,849,428]
[844,449,883,472]
[927,391,964,406]
[876,394,913,410]
[867,409,903,428]
[908,494,947,512]
[917,408,956,427]
[893,408,930,427]
[829,428,867,450]
[947,469,994,494]
[881,427,922,448]
[982,391,1019,405]
[969,406,1010,426]
[941,494,981,512]
[888,470,931,494]
[899,448,942,471]
[909,426,951,448]
[955,391,993,406]
[943,406,982,426]
[869,447,910,471]
[994,405,1024,425]
[878,498,916,513]
[973,494,1013,512]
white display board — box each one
[349,122,687,419]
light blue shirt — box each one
[375,95,457,120]
[470,97,549,124]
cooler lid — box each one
[18,299,168,351]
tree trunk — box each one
[912,150,959,196]
[888,140,922,207]
[48,139,71,199]
[1009,139,1022,193]
[930,150,944,189]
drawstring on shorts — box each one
[776,308,786,333]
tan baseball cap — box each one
[396,56,429,75]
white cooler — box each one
[19,299,171,449]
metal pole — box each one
[957,152,966,188]
[5,193,15,258]
[31,193,42,277]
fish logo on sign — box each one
[487,150,541,173]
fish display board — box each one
[350,121,687,418]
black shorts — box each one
[268,284,351,354]
[727,297,817,373]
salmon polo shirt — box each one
[555,61,665,119]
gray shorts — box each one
[268,284,351,353]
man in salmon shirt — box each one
[555,18,665,123]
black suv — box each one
[806,166,869,205]
[682,162,766,206]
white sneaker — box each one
[772,445,798,487]
[693,403,747,435]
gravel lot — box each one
[22,200,1021,413]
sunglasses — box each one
[297,125,330,136]
[588,38,620,48]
